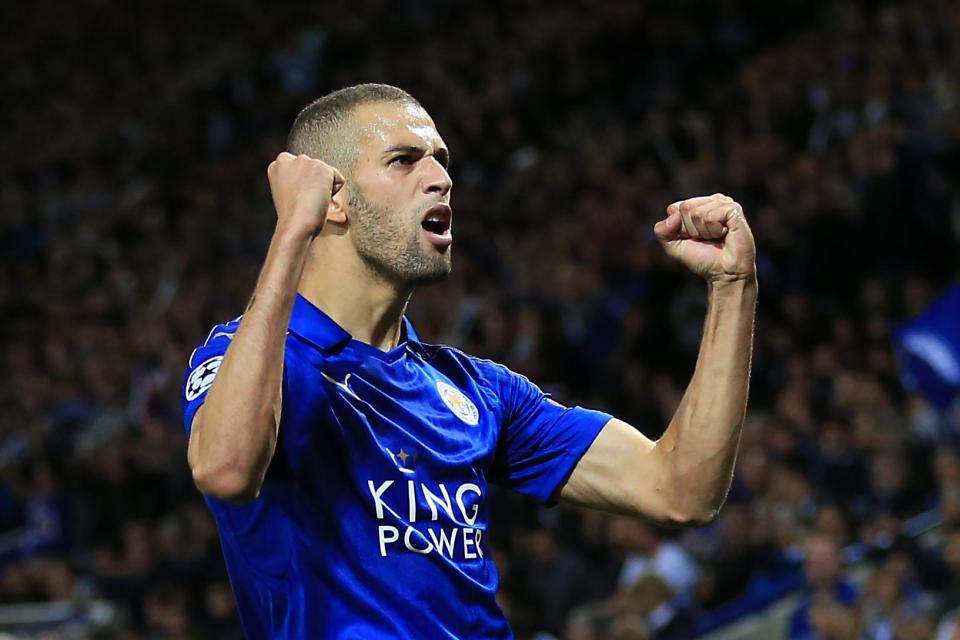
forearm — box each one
[188,225,312,500]
[654,276,757,521]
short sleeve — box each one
[181,319,241,437]
[489,368,611,504]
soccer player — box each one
[182,83,757,638]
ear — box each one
[325,186,348,225]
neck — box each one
[299,250,413,352]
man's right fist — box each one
[267,152,345,238]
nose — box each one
[421,155,452,197]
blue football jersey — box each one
[182,294,611,639]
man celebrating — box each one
[182,83,757,638]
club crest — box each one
[436,380,479,426]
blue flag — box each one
[894,283,960,410]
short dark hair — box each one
[287,83,422,174]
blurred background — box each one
[2,0,960,638]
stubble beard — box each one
[348,188,452,287]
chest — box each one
[281,350,501,487]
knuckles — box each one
[669,193,747,239]
[677,193,743,218]
[268,152,336,180]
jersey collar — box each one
[401,316,422,350]
[289,293,423,355]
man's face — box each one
[804,537,841,588]
[345,101,453,286]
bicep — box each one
[185,366,284,472]
[558,418,671,519]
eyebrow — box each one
[383,144,451,168]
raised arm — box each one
[560,194,757,526]
[187,153,344,503]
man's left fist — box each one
[653,193,757,283]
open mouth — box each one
[421,203,452,234]
[421,203,453,247]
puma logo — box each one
[321,371,359,399]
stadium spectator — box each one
[788,535,859,640]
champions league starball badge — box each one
[185,356,224,401]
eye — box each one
[390,155,416,166]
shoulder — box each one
[187,315,243,368]
[411,342,552,419]
[416,341,518,387]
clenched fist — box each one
[653,193,756,283]
[267,152,345,239]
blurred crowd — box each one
[2,0,960,637]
